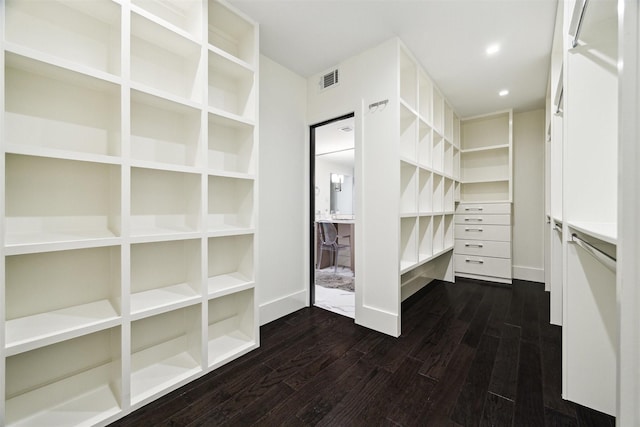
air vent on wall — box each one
[320,68,339,90]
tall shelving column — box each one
[2,0,126,425]
[398,43,456,302]
[454,110,513,284]
[561,0,617,416]
[1,0,259,425]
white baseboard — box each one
[259,289,308,325]
[513,265,545,283]
[355,304,400,337]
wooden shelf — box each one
[4,52,121,157]
[132,0,203,42]
[5,0,121,76]
[130,306,202,405]
[131,11,203,103]
[208,175,254,232]
[208,289,256,367]
[208,112,256,175]
[208,0,256,66]
[131,89,202,168]
[130,167,201,237]
[208,50,256,120]
[5,328,121,426]
[208,234,254,296]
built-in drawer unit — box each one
[454,224,511,242]
[455,203,511,215]
[454,255,512,279]
[454,214,511,225]
[454,239,511,258]
[454,201,512,283]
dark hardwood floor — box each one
[110,278,615,426]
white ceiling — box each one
[315,116,355,168]
[228,0,558,118]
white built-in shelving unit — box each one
[398,45,459,301]
[559,0,618,416]
[1,0,259,425]
[454,110,513,284]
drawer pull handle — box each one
[464,243,484,248]
[465,207,483,211]
[464,218,483,222]
[465,227,483,232]
[465,258,484,264]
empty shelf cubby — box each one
[130,89,203,168]
[130,239,202,319]
[5,328,122,426]
[5,246,121,356]
[207,288,256,368]
[207,234,254,297]
[208,0,256,66]
[5,0,121,76]
[131,11,203,103]
[4,52,121,158]
[5,154,121,248]
[130,305,202,405]
[208,175,254,232]
[130,167,201,237]
[208,112,255,175]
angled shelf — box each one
[208,289,256,368]
[5,328,122,427]
[130,89,203,168]
[418,120,432,169]
[208,111,256,176]
[433,214,444,254]
[418,72,433,125]
[131,10,203,103]
[208,49,256,120]
[4,0,121,77]
[418,215,433,262]
[208,234,254,297]
[5,246,121,356]
[208,175,254,232]
[4,52,121,158]
[130,167,201,237]
[400,161,418,215]
[208,0,256,66]
[400,103,417,162]
[5,154,121,248]
[132,0,203,41]
[418,169,433,213]
[432,89,444,135]
[432,133,444,174]
[400,217,418,273]
[399,48,417,110]
[130,239,202,320]
[130,306,202,406]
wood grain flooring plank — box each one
[479,392,514,427]
[419,342,477,424]
[418,317,470,379]
[575,404,616,427]
[513,340,545,427]
[488,323,521,401]
[545,406,579,427]
[253,348,363,425]
[484,285,512,338]
[451,334,500,427]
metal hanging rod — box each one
[571,0,590,48]
[571,233,616,273]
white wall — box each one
[258,55,308,325]
[307,38,401,336]
[512,109,545,282]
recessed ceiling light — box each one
[499,89,509,97]
[486,44,501,55]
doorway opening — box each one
[310,113,356,319]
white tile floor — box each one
[314,284,355,319]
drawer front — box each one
[454,214,511,225]
[454,239,511,258]
[456,203,511,215]
[455,224,511,242]
[455,254,512,278]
